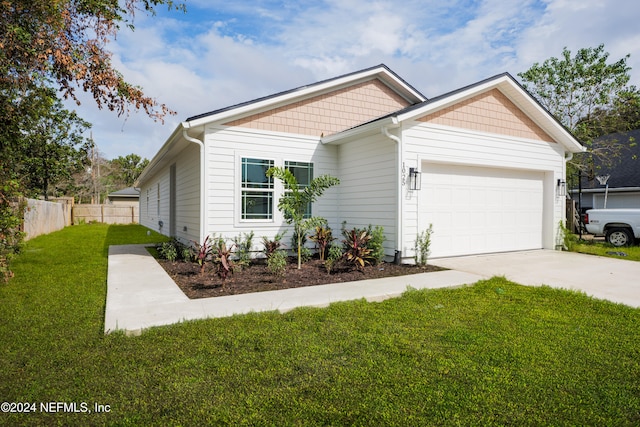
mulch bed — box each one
[157,257,443,299]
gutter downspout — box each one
[182,122,206,244]
[382,122,403,264]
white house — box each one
[136,64,584,260]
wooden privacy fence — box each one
[22,198,72,240]
[72,204,139,225]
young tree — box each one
[266,167,340,269]
[518,45,640,184]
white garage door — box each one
[420,163,545,257]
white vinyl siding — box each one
[204,126,339,243]
[139,173,170,234]
[337,133,397,257]
[139,143,200,243]
[173,143,201,243]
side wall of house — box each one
[173,144,201,243]
[203,125,340,251]
[139,143,200,243]
[337,133,398,257]
[139,172,170,234]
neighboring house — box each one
[570,129,640,209]
[107,187,140,206]
[136,64,584,260]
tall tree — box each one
[518,44,640,184]
[22,95,90,200]
[110,154,150,188]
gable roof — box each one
[185,64,426,128]
[322,72,585,153]
[108,187,140,197]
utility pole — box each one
[89,133,100,204]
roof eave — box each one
[321,116,399,145]
[135,123,186,186]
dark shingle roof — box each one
[580,129,640,188]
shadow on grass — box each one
[102,224,169,256]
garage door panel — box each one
[421,163,544,257]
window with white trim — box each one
[285,160,314,218]
[241,157,274,220]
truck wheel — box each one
[605,228,633,247]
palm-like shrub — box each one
[342,228,373,271]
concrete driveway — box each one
[432,250,640,308]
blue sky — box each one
[70,0,640,161]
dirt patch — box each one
[157,257,443,299]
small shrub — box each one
[159,241,178,262]
[266,249,287,279]
[309,225,334,261]
[300,246,312,263]
[233,231,254,271]
[367,225,385,265]
[342,227,373,271]
[414,224,433,267]
[211,236,235,283]
[559,221,578,251]
[262,232,286,259]
[324,244,343,274]
[158,239,193,263]
[181,246,193,263]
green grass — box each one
[1,224,639,425]
[571,236,640,261]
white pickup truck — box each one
[584,208,640,246]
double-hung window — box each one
[241,158,274,220]
[285,160,313,218]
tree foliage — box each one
[22,95,91,200]
[518,44,640,183]
[266,167,340,269]
[110,154,150,188]
[0,0,183,121]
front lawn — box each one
[1,224,639,425]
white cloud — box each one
[68,0,640,161]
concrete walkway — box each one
[105,244,483,335]
[433,250,640,308]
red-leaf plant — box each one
[212,237,236,283]
[342,228,373,271]
[192,235,212,275]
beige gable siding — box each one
[224,79,411,137]
[417,89,553,142]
